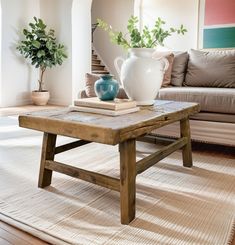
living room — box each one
[0,0,234,244]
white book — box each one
[74,97,137,111]
[69,105,140,116]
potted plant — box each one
[17,17,67,106]
[97,16,187,105]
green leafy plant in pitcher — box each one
[97,16,187,50]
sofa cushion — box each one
[185,49,235,88]
[190,112,235,123]
[85,73,100,97]
[158,87,235,114]
[152,51,174,87]
[170,51,189,86]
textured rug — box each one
[0,116,235,245]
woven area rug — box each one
[0,116,235,245]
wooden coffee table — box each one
[19,100,199,224]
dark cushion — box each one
[170,51,189,86]
[185,49,235,88]
[158,87,235,114]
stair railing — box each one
[92,23,98,43]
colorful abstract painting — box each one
[199,0,235,48]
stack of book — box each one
[69,97,139,116]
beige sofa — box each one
[155,49,235,146]
[79,49,235,147]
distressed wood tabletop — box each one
[19,100,200,145]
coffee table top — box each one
[19,100,200,145]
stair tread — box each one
[92,70,109,74]
[92,59,100,63]
[91,49,109,74]
[92,64,105,68]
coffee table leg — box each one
[119,139,136,224]
[38,133,57,188]
[180,117,192,167]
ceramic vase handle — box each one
[114,57,125,78]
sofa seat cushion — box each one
[158,87,235,114]
[190,112,235,123]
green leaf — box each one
[38,18,46,29]
[37,50,45,58]
[29,23,35,29]
[46,41,53,50]
[32,40,41,48]
[23,29,28,35]
[31,59,37,65]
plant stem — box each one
[38,66,46,92]
[149,39,158,48]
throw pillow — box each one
[152,51,174,87]
[185,49,235,88]
[171,51,189,86]
[85,73,100,97]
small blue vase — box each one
[94,74,119,101]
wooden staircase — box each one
[92,49,109,75]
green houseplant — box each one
[17,17,67,105]
[97,16,187,49]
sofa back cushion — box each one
[185,49,235,88]
[170,51,189,86]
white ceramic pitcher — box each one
[114,48,169,105]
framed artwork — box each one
[198,0,235,49]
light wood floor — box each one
[0,221,49,245]
[0,105,234,245]
[0,104,64,117]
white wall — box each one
[1,0,40,107]
[40,0,73,105]
[72,0,92,99]
[32,0,92,105]
[92,0,134,80]
[138,0,199,51]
